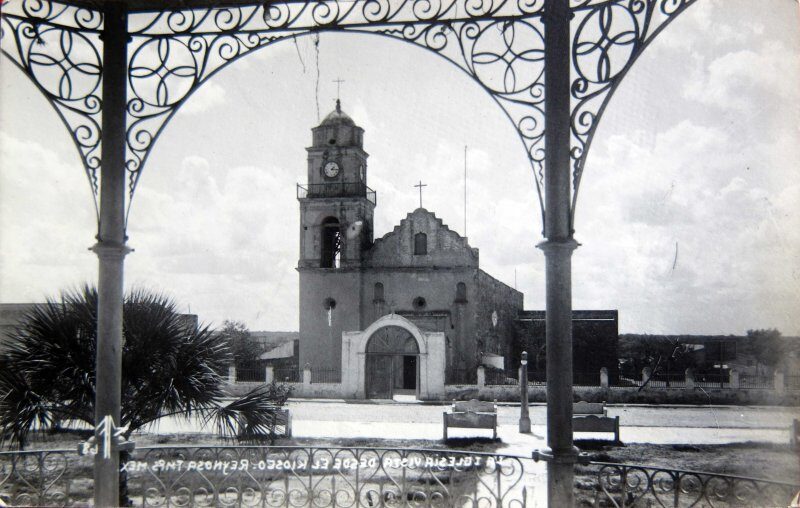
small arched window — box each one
[321,217,342,268]
[374,282,384,302]
[456,282,467,303]
[414,232,427,255]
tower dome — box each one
[320,99,355,126]
[312,99,363,149]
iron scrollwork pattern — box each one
[579,461,800,507]
[124,27,296,216]
[130,446,530,507]
[0,449,77,506]
[0,0,103,217]
[376,18,547,214]
[568,0,697,228]
[124,0,548,221]
[0,0,703,230]
[2,447,799,506]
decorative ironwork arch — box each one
[1,0,698,231]
[0,3,104,218]
[123,15,550,224]
[568,0,697,229]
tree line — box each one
[618,329,794,379]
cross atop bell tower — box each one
[333,78,345,100]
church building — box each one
[297,101,523,399]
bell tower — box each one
[298,99,374,268]
[297,100,375,374]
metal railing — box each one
[445,368,477,385]
[577,461,799,507]
[273,367,301,383]
[310,368,341,384]
[694,372,730,389]
[2,447,798,507]
[524,370,547,385]
[130,446,531,507]
[235,365,266,383]
[786,374,800,391]
[484,369,519,386]
[645,372,687,388]
[297,182,376,205]
[739,374,773,389]
[0,449,88,507]
[573,371,601,387]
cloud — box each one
[2,1,797,337]
[576,113,799,334]
[179,81,228,115]
[683,40,799,111]
[650,0,767,52]
[124,153,300,329]
[0,132,97,301]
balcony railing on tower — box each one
[297,182,376,205]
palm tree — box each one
[0,285,291,449]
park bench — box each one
[239,408,291,438]
[572,401,619,442]
[274,408,292,437]
[443,399,497,440]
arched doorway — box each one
[365,325,420,399]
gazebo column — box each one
[91,2,130,506]
[540,1,579,506]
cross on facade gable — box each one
[414,180,427,209]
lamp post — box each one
[519,351,531,433]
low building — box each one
[515,310,620,384]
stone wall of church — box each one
[365,208,478,269]
[298,270,363,373]
[474,270,524,362]
[359,268,477,375]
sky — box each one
[1,0,798,335]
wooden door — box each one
[366,354,393,399]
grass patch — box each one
[575,441,799,483]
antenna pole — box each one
[464,146,467,237]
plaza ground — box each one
[9,401,797,507]
[149,399,798,451]
[141,400,799,506]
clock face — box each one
[323,161,340,178]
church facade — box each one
[297,101,523,399]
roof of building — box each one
[319,99,355,127]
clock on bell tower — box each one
[305,99,369,188]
